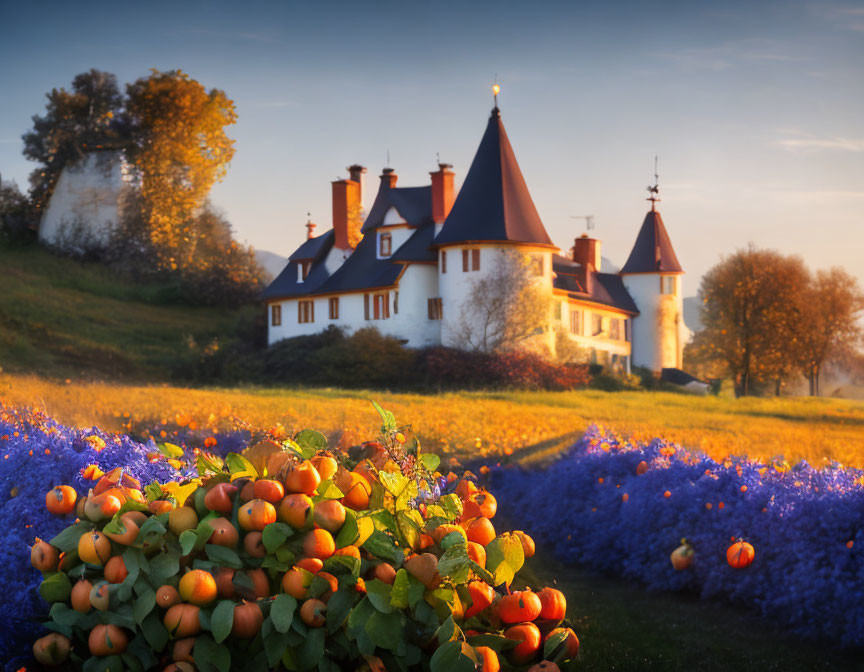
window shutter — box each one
[364,293,370,320]
[462,249,469,272]
[472,249,480,271]
[441,251,447,273]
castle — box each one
[263,104,686,373]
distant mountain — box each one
[683,296,702,333]
[255,249,288,282]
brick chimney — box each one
[573,234,601,294]
[430,162,455,224]
[332,178,362,251]
[380,167,397,189]
[347,164,367,211]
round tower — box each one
[619,191,684,372]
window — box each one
[364,294,370,320]
[591,313,603,336]
[610,318,621,340]
[462,248,480,272]
[554,301,562,320]
[297,261,311,283]
[372,292,390,320]
[298,300,314,323]
[379,233,392,257]
[271,304,282,326]
[462,249,469,272]
[428,297,443,320]
[393,291,399,314]
[661,276,676,295]
[569,310,581,335]
[441,250,447,273]
[328,297,339,320]
[472,249,480,271]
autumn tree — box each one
[0,180,34,241]
[125,69,237,268]
[453,249,551,353]
[21,69,128,210]
[795,268,864,396]
[696,246,809,396]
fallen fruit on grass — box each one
[670,539,694,570]
[45,485,77,515]
[727,539,755,569]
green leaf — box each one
[262,522,294,554]
[325,589,356,631]
[466,633,519,652]
[469,561,495,585]
[140,611,169,652]
[225,452,259,478]
[158,442,185,458]
[390,569,410,609]
[144,482,164,502]
[295,626,325,669]
[148,550,180,584]
[205,544,243,569]
[196,453,225,477]
[48,520,94,552]
[179,529,198,556]
[440,531,467,551]
[211,600,235,644]
[294,429,328,454]
[438,543,471,584]
[430,641,480,672]
[313,480,344,502]
[396,510,422,550]
[420,453,441,473]
[371,400,397,433]
[49,602,83,628]
[334,509,358,548]
[137,516,167,548]
[364,579,394,613]
[379,471,409,498]
[39,572,71,603]
[323,554,360,577]
[362,530,403,565]
[132,586,155,625]
[484,534,525,587]
[544,629,575,662]
[407,576,426,607]
[271,594,298,633]
[194,633,231,672]
[434,614,456,645]
[364,609,402,650]
[264,627,292,667]
[439,494,463,520]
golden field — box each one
[2,373,864,467]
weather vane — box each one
[646,155,660,211]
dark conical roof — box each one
[434,108,554,247]
[619,209,683,274]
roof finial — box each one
[492,73,500,113]
[646,155,660,212]
[305,212,316,239]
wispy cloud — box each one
[778,136,864,153]
[169,28,287,45]
[656,39,811,72]
[812,4,864,33]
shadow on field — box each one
[515,542,864,672]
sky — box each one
[1,0,862,296]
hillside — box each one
[0,243,260,380]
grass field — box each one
[3,374,864,467]
[0,244,257,379]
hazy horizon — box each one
[1,0,862,296]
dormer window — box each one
[379,233,392,257]
[297,261,311,283]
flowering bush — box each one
[487,426,864,646]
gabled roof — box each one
[288,229,334,261]
[362,184,433,232]
[434,108,554,248]
[390,221,437,263]
[553,255,640,315]
[620,209,683,274]
[314,231,402,294]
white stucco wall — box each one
[439,245,554,351]
[556,300,632,372]
[621,273,684,371]
[39,151,130,250]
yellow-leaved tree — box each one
[125,69,237,269]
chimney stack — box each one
[347,164,367,211]
[430,162,455,225]
[332,177,362,251]
[572,234,601,294]
[380,167,397,190]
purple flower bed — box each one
[0,403,248,668]
[487,426,864,647]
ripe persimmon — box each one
[163,604,201,638]
[105,512,142,545]
[253,478,285,504]
[88,624,128,656]
[300,598,327,627]
[214,568,235,599]
[295,557,324,573]
[311,453,339,481]
[544,627,579,659]
[246,568,270,598]
[466,517,496,546]
[243,531,267,558]
[333,545,361,561]
[78,530,111,566]
[232,601,263,639]
[70,579,93,613]
[204,482,238,514]
[179,569,218,606]
[172,637,195,663]
[537,587,566,620]
[315,571,338,602]
[341,473,371,511]
[238,499,277,531]
[467,541,486,568]
[278,493,313,529]
[303,528,335,559]
[313,499,346,533]
[404,553,440,590]
[476,646,500,672]
[370,562,396,585]
[168,507,198,536]
[282,567,313,599]
[207,518,239,547]
[104,555,128,584]
[31,539,59,572]
[156,584,181,608]
[45,485,77,515]
[464,580,496,619]
[513,531,535,559]
[504,622,542,664]
[285,460,321,496]
[32,632,71,666]
[498,590,542,624]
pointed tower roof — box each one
[619,208,683,274]
[434,108,554,248]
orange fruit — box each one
[498,590,542,624]
[295,557,324,574]
[311,453,338,481]
[300,598,327,627]
[476,646,500,672]
[465,517,496,546]
[544,627,579,659]
[333,545,361,561]
[179,569,218,606]
[214,568,236,599]
[104,555,128,584]
[232,601,263,639]
[71,579,93,613]
[31,539,59,572]
[88,624,127,656]
[282,567,313,599]
[156,584,181,608]
[78,530,111,566]
[313,499,346,533]
[504,622,542,664]
[341,473,371,511]
[207,518,239,547]
[537,587,566,620]
[168,507,198,536]
[46,485,77,515]
[464,580,496,619]
[513,531,535,558]
[432,524,466,545]
[467,541,486,568]
[285,461,321,496]
[243,531,267,558]
[253,479,285,504]
[238,499,277,531]
[371,562,396,585]
[278,494,313,529]
[303,529,335,559]
[164,604,201,639]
